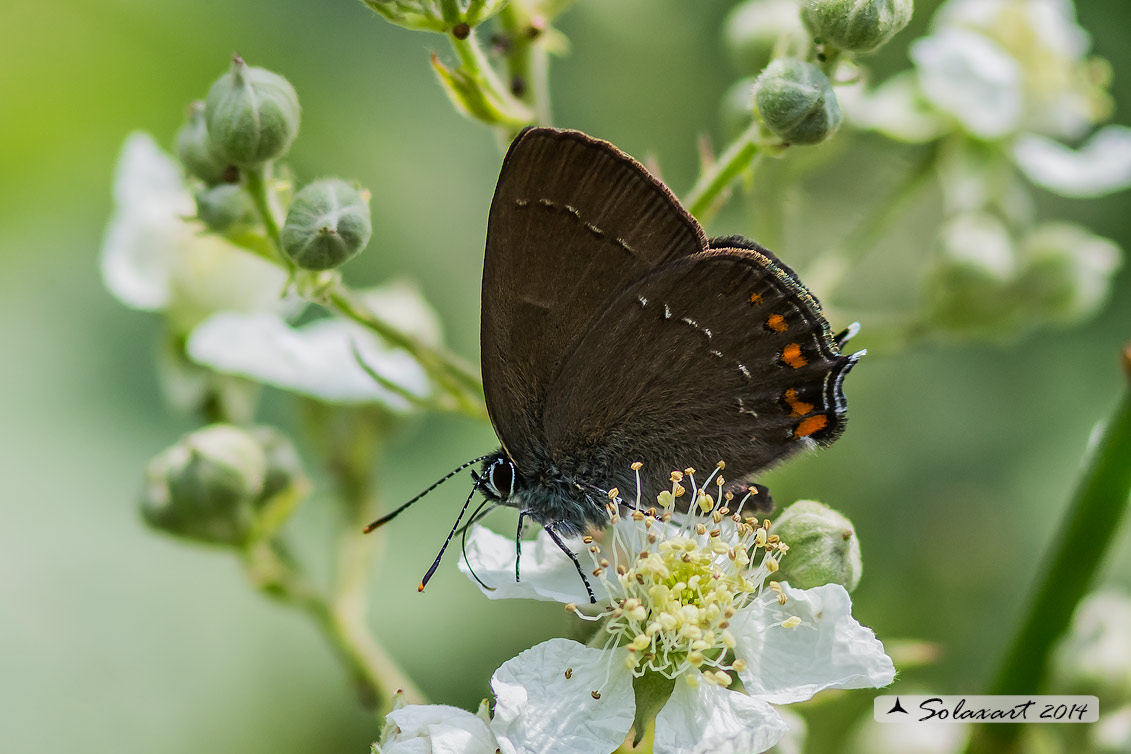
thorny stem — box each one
[497,2,552,125]
[684,123,763,223]
[964,346,1131,754]
[449,27,533,133]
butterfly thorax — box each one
[478,449,609,537]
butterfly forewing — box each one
[481,128,709,469]
[539,248,860,500]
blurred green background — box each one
[2,0,1129,752]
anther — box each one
[591,691,601,700]
[608,488,620,500]
[565,668,573,679]
[631,461,643,471]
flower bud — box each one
[141,424,267,546]
[723,0,809,75]
[248,425,305,504]
[770,500,861,591]
[802,0,913,55]
[194,183,255,232]
[205,56,300,168]
[923,212,1022,337]
[175,101,230,185]
[1017,222,1121,327]
[281,179,372,270]
[755,59,843,145]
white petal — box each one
[490,639,634,754]
[379,704,498,754]
[101,133,193,310]
[1013,126,1131,198]
[911,28,1023,139]
[359,279,444,347]
[187,312,429,409]
[459,524,608,604]
[732,584,895,704]
[934,0,1089,60]
[653,680,787,754]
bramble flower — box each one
[100,132,292,336]
[843,0,1131,198]
[187,279,438,410]
[462,467,895,754]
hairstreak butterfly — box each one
[366,127,862,601]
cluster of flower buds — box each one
[170,55,372,271]
[724,0,913,147]
[141,423,304,547]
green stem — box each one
[964,350,1131,754]
[684,124,762,222]
[327,286,487,419]
[449,28,533,132]
[241,166,487,420]
[243,164,291,269]
[497,2,552,125]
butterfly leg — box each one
[543,524,597,604]
[514,509,528,584]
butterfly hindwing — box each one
[539,247,861,499]
[481,128,708,469]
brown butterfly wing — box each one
[539,247,861,501]
[481,128,708,469]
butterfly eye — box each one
[489,460,514,498]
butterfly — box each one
[366,127,861,601]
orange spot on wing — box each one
[781,343,808,369]
[766,314,788,333]
[749,293,763,305]
[782,388,814,417]
[795,414,829,438]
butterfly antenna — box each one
[418,477,482,593]
[460,498,497,592]
[363,454,491,533]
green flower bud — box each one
[248,425,305,504]
[923,212,1023,337]
[771,500,862,591]
[723,0,809,75]
[281,179,372,270]
[194,183,255,232]
[802,0,913,54]
[176,101,230,185]
[141,424,267,546]
[755,59,843,145]
[1017,223,1122,327]
[205,55,300,168]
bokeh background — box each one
[2,0,1129,752]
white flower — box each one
[187,279,438,410]
[909,28,1023,140]
[100,132,292,334]
[374,701,499,754]
[463,468,895,754]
